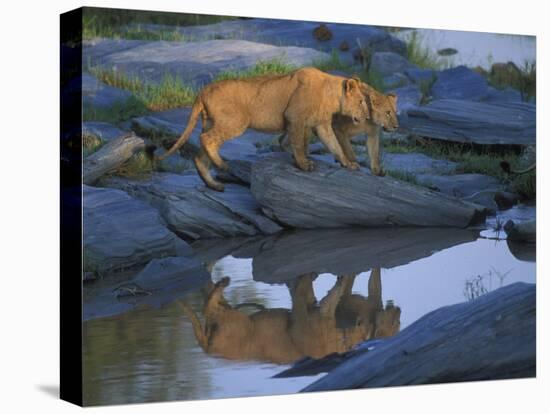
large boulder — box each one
[250,153,486,229]
[370,52,415,76]
[399,99,536,145]
[84,38,330,86]
[388,84,422,114]
[415,173,502,198]
[431,66,489,101]
[103,173,282,239]
[83,185,191,276]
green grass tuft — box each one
[83,96,149,124]
[82,8,234,41]
[214,58,297,81]
[405,31,449,70]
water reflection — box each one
[83,226,535,405]
[179,269,400,364]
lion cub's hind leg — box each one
[194,148,225,192]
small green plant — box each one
[487,60,536,102]
[405,31,448,70]
[214,58,297,81]
[312,49,354,73]
[82,8,234,41]
[88,66,198,111]
[83,96,149,124]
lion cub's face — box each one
[361,85,399,132]
[371,94,399,132]
[341,78,371,125]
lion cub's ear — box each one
[387,93,398,109]
[344,78,360,95]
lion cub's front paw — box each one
[297,159,316,171]
[346,161,360,171]
[372,167,385,177]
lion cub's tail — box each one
[156,97,204,161]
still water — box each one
[394,28,536,69]
[83,208,536,405]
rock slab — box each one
[250,153,486,229]
[400,99,536,145]
[303,282,535,391]
[104,173,282,239]
[83,185,190,276]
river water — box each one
[393,28,536,70]
[83,206,536,405]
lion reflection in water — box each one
[178,269,400,364]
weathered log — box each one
[301,282,535,391]
[504,219,536,243]
[83,133,145,185]
[399,99,535,145]
[250,153,486,228]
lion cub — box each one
[155,67,370,191]
[280,83,398,176]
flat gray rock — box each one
[250,153,486,229]
[83,185,191,276]
[103,173,282,239]
[81,73,134,107]
[140,18,406,61]
[382,152,458,175]
[84,38,330,86]
[415,173,502,198]
[399,99,536,145]
[370,52,415,77]
[431,66,489,101]
[83,122,129,143]
[382,73,409,90]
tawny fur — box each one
[155,67,370,191]
[280,84,399,176]
[178,270,400,364]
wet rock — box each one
[103,173,282,240]
[83,185,191,276]
[81,73,134,107]
[370,52,415,76]
[504,219,536,243]
[431,66,489,101]
[83,255,210,321]
[415,173,502,198]
[250,153,486,229]
[388,84,422,114]
[84,39,330,86]
[382,153,458,175]
[494,191,522,210]
[400,99,536,145]
[302,282,535,391]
